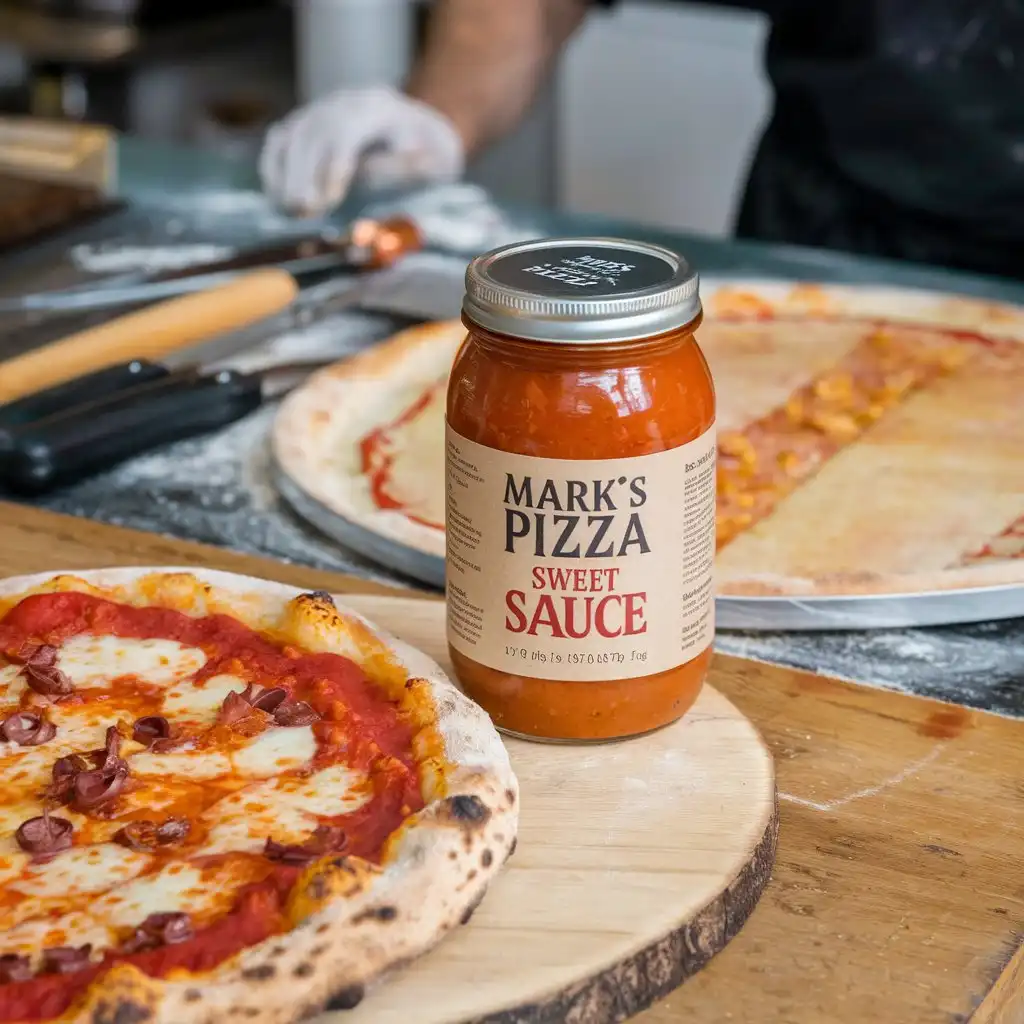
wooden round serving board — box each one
[273,278,1024,605]
[320,594,777,1024]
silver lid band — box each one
[463,237,701,344]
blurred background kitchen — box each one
[1,0,1022,727]
[0,0,768,236]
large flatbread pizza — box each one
[0,567,516,1023]
[273,280,1024,597]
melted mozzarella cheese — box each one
[274,764,372,816]
[0,836,30,887]
[0,663,25,706]
[58,635,206,688]
[114,778,225,818]
[0,619,368,960]
[89,863,204,929]
[0,801,45,838]
[130,746,232,780]
[195,762,370,857]
[230,725,316,777]
[46,703,120,743]
[0,748,51,792]
[163,673,247,722]
[1,704,124,792]
[90,858,265,929]
[0,911,113,967]
[10,843,151,898]
[197,803,311,857]
[127,725,316,781]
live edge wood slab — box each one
[0,501,1021,1024]
[323,595,777,1024]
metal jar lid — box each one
[463,237,701,344]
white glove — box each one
[259,86,466,216]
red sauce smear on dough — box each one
[359,381,445,530]
[0,592,426,1022]
[961,512,1024,564]
[358,316,1003,536]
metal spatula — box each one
[314,250,468,320]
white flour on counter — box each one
[139,189,304,234]
[70,243,235,274]
[715,622,1024,720]
[36,275,1024,720]
[141,184,540,252]
[27,181,1022,722]
[364,183,545,255]
[66,184,542,279]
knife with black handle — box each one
[0,359,169,457]
[0,360,325,495]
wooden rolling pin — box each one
[0,268,298,403]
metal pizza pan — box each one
[715,585,1024,631]
[275,461,1024,631]
[273,463,448,590]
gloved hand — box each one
[259,86,466,216]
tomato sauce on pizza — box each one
[713,319,975,546]
[961,512,1024,564]
[355,315,994,554]
[0,587,427,1020]
[360,381,446,532]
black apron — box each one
[595,0,1024,279]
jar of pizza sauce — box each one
[445,237,716,742]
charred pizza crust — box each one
[273,280,1024,599]
[0,566,517,1024]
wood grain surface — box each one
[322,595,776,1024]
[0,118,115,191]
[0,502,1021,1023]
[0,268,299,402]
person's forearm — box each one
[405,0,589,156]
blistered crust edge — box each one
[0,566,518,1024]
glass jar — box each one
[445,238,716,742]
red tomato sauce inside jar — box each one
[445,238,716,742]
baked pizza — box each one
[0,567,517,1023]
[273,280,1024,598]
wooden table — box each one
[0,500,1020,1023]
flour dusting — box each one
[716,620,1024,720]
[70,243,235,274]
[781,744,943,812]
[142,189,301,234]
[38,305,416,589]
[28,183,1024,722]
[364,183,545,255]
[574,745,710,811]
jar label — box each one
[445,423,716,682]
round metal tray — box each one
[714,585,1024,631]
[274,464,446,590]
[274,461,1024,631]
